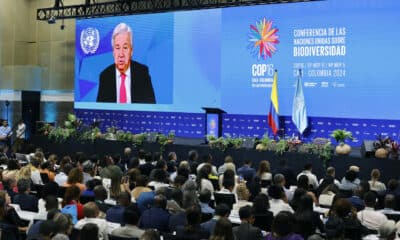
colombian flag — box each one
[268,70,279,135]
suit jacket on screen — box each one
[96,61,156,103]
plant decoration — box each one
[39,123,53,136]
[312,138,333,168]
[275,139,288,155]
[157,131,175,153]
[79,127,102,142]
[330,129,353,155]
[255,134,272,151]
[287,138,302,152]
[132,133,147,146]
[116,130,134,142]
[104,126,117,140]
[48,113,80,142]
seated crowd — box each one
[0,144,400,240]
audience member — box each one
[268,185,294,216]
[63,167,86,192]
[209,217,235,240]
[93,185,110,213]
[61,185,84,223]
[82,160,95,184]
[139,153,155,177]
[131,175,152,200]
[256,160,272,182]
[217,155,235,175]
[175,205,209,239]
[54,163,72,186]
[297,163,319,189]
[357,191,387,231]
[52,213,73,240]
[274,159,297,188]
[274,173,294,201]
[139,194,170,232]
[266,211,303,240]
[188,150,200,174]
[369,169,387,192]
[79,223,99,240]
[233,183,252,210]
[252,194,273,232]
[13,178,38,212]
[75,202,108,240]
[339,167,360,191]
[293,194,324,239]
[233,206,263,240]
[106,191,132,224]
[199,189,215,215]
[237,159,256,182]
[140,229,160,240]
[196,153,217,176]
[201,204,231,236]
[111,205,145,238]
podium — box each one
[202,107,226,139]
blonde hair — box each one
[236,183,250,201]
[224,162,236,174]
[16,166,31,181]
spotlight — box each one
[48,16,56,24]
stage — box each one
[30,135,400,184]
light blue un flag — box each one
[292,70,308,134]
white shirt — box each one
[116,67,131,103]
[147,181,170,191]
[16,123,26,139]
[368,180,387,192]
[297,170,319,189]
[200,178,214,193]
[269,199,294,216]
[75,217,109,240]
[197,163,218,176]
[54,172,68,186]
[31,170,43,185]
[357,207,388,231]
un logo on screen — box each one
[80,27,100,54]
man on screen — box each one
[97,23,156,104]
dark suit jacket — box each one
[233,223,263,240]
[97,61,156,103]
[13,193,38,212]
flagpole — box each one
[298,68,302,140]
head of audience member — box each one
[80,223,99,240]
[253,194,270,213]
[238,205,254,224]
[223,169,235,182]
[135,174,149,188]
[124,147,132,157]
[363,191,377,208]
[185,205,202,230]
[324,216,345,240]
[39,220,58,240]
[67,167,83,184]
[41,161,54,171]
[349,165,360,173]
[53,212,73,236]
[188,150,198,162]
[153,194,167,210]
[215,203,231,218]
[326,166,336,178]
[170,188,183,207]
[202,153,213,164]
[210,217,234,240]
[290,188,307,211]
[155,159,167,171]
[387,179,399,192]
[118,191,131,207]
[378,220,397,240]
[177,165,190,180]
[75,152,88,166]
[370,168,381,181]
[94,185,107,202]
[199,189,212,205]
[303,163,313,172]
[197,165,211,189]
[61,163,73,176]
[173,175,187,189]
[236,183,250,201]
[7,159,20,171]
[224,162,236,174]
[140,229,160,240]
[45,195,59,212]
[243,159,252,167]
[297,174,310,191]
[153,169,167,183]
[138,149,146,160]
[271,211,296,238]
[224,155,233,164]
[124,205,140,226]
[384,194,396,210]
[344,170,358,182]
[168,152,177,161]
[83,202,100,218]
[63,185,81,205]
[82,160,95,175]
[273,173,286,187]
[17,178,31,194]
[268,185,285,200]
[257,160,271,176]
[331,198,353,219]
[144,153,153,163]
[86,179,102,192]
[222,178,235,193]
[34,151,45,164]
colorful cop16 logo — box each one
[248,18,279,60]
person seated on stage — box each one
[268,185,294,216]
[63,167,86,192]
[13,178,38,212]
[201,203,231,236]
[75,202,108,240]
[369,169,387,192]
[339,166,361,191]
[138,153,155,177]
[217,155,235,176]
[237,159,256,183]
[357,191,388,232]
[111,206,145,238]
[175,205,209,240]
[139,194,170,232]
[297,163,319,190]
[233,205,263,240]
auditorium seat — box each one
[214,192,236,209]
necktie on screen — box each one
[119,73,127,103]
